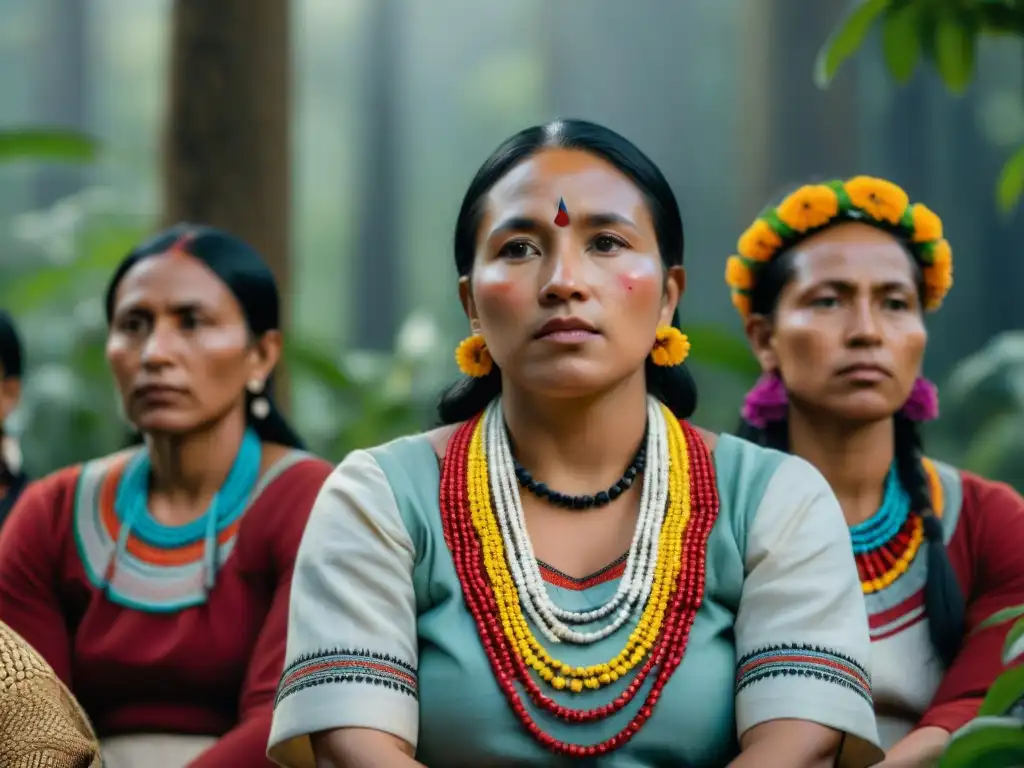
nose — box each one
[540,244,591,305]
[845,297,883,348]
[140,321,177,368]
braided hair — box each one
[737,244,966,667]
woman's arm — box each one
[730,720,842,768]
[187,461,334,768]
[0,473,75,682]
[733,455,884,767]
[311,728,422,768]
[267,450,421,768]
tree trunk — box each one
[353,0,402,351]
[162,0,292,401]
[33,0,89,207]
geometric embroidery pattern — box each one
[736,644,872,705]
[275,648,418,707]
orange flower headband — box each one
[725,176,953,319]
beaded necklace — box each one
[440,397,720,757]
[513,433,646,510]
[851,462,942,594]
[106,428,262,593]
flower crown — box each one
[725,176,953,319]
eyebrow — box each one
[812,279,916,293]
[488,211,637,240]
[115,299,209,317]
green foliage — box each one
[940,331,1024,488]
[0,128,98,165]
[939,613,1024,766]
[815,0,1024,208]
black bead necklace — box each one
[510,428,647,510]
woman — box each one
[268,120,883,767]
[0,225,333,767]
[0,620,100,767]
[727,176,1024,765]
[0,310,26,526]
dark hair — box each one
[104,223,306,450]
[437,118,697,424]
[0,311,23,381]
[738,232,965,667]
[0,311,24,483]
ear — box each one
[744,314,777,374]
[248,329,282,385]
[659,266,686,326]
[0,378,20,422]
[458,276,479,325]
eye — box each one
[591,234,628,254]
[115,314,148,334]
[883,296,911,311]
[809,295,839,309]
[498,239,540,260]
[179,310,202,330]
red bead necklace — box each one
[440,415,720,757]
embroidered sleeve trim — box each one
[736,644,872,704]
[275,648,418,706]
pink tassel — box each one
[900,377,939,422]
[741,372,789,428]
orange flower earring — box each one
[650,326,690,367]
[455,334,493,377]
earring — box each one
[650,326,691,367]
[455,334,493,377]
[247,378,270,419]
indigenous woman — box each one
[268,120,883,767]
[727,176,1024,765]
[0,310,26,526]
[0,225,333,768]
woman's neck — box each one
[787,408,894,526]
[144,414,248,510]
[502,372,649,495]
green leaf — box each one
[285,339,357,393]
[0,128,98,164]
[933,11,977,93]
[976,605,1024,635]
[882,2,922,83]
[814,0,892,88]
[980,664,1024,716]
[1005,617,1024,666]
[684,323,761,378]
[940,716,1024,767]
[997,144,1024,214]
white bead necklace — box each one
[483,397,670,645]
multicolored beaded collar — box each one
[73,430,307,613]
[851,460,943,595]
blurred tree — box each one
[162,0,293,398]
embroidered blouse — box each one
[0,446,332,768]
[268,432,884,767]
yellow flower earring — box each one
[650,326,690,367]
[455,334,494,377]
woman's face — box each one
[461,148,683,399]
[748,222,926,423]
[106,251,279,435]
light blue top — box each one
[269,430,883,767]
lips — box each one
[533,316,599,339]
[837,363,891,377]
[133,384,186,398]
